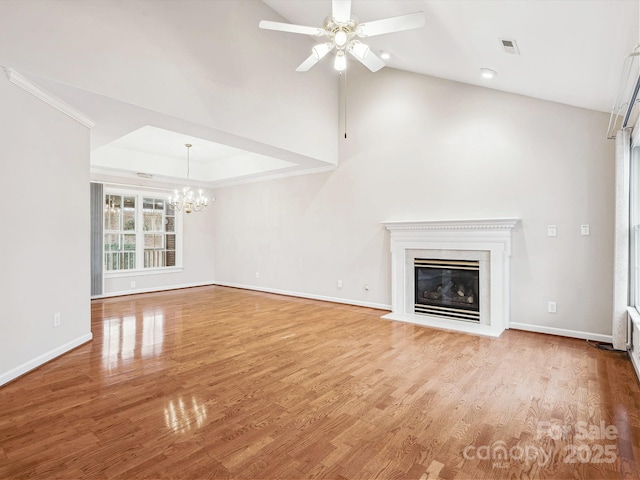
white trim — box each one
[212,281,391,311]
[510,322,613,343]
[613,129,631,349]
[3,67,95,128]
[94,281,217,299]
[630,350,640,383]
[99,180,177,193]
[382,218,521,232]
[0,333,93,387]
[628,307,640,382]
[210,165,338,188]
[93,165,337,190]
[383,219,520,337]
[94,282,619,345]
[104,267,184,279]
[103,187,184,272]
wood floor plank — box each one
[0,285,639,479]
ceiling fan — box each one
[259,0,425,73]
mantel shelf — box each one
[382,218,521,232]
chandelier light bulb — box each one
[334,50,347,71]
[334,30,348,47]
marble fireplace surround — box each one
[382,219,520,337]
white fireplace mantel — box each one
[382,218,520,337]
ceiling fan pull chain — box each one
[343,68,347,139]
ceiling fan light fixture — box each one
[480,68,497,79]
[313,42,333,59]
[258,1,426,74]
[334,50,347,71]
[334,30,348,47]
[350,41,370,60]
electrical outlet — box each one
[548,301,557,314]
[53,312,61,327]
[255,272,260,279]
[130,281,136,288]
[337,280,343,289]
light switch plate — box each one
[548,225,557,237]
[581,225,590,236]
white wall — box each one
[212,66,615,339]
[0,74,92,385]
[0,0,338,165]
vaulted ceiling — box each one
[0,0,637,188]
[264,0,639,113]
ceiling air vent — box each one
[500,38,520,55]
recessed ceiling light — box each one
[480,68,497,79]
[380,51,391,60]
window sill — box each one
[104,267,184,278]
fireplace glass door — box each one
[414,258,480,321]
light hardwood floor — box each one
[1,286,639,479]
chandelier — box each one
[168,143,208,214]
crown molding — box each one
[382,218,521,232]
[3,67,95,128]
[209,164,338,188]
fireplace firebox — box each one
[414,258,480,322]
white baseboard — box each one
[510,322,613,343]
[95,282,615,345]
[213,281,392,311]
[0,333,93,387]
[93,281,217,299]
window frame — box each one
[103,193,137,271]
[103,187,183,278]
[631,142,640,312]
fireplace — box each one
[382,219,519,337]
[414,258,480,321]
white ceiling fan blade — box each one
[332,0,352,24]
[259,20,323,36]
[349,45,385,72]
[357,12,425,38]
[296,54,321,72]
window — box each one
[104,194,136,270]
[104,189,181,273]
[143,197,176,268]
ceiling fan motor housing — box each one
[323,15,358,51]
